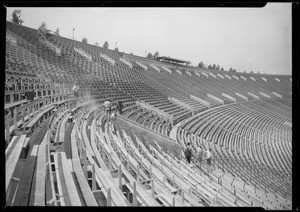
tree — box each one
[11,10,24,25]
[198,61,204,68]
[207,64,212,69]
[54,28,60,36]
[114,47,119,52]
[153,51,159,59]
[130,52,133,55]
[216,65,220,70]
[212,64,216,69]
[82,37,88,44]
[220,67,224,71]
[103,41,109,49]
[95,42,99,46]
[147,52,153,59]
[38,21,47,33]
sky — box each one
[6,4,292,75]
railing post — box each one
[133,181,137,206]
[136,164,140,183]
[118,165,122,190]
[92,163,96,191]
[151,179,155,198]
[108,152,112,171]
[107,187,112,206]
[21,109,25,125]
[83,149,87,179]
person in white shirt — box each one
[73,82,79,99]
[196,146,203,168]
[206,148,212,173]
[103,97,112,124]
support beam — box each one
[136,101,173,125]
[100,53,115,66]
[259,92,270,99]
[207,93,224,104]
[186,71,191,76]
[248,92,260,100]
[120,58,132,69]
[136,61,147,70]
[74,47,92,62]
[149,64,160,72]
[39,38,61,55]
[225,74,231,80]
[168,97,194,115]
[201,72,209,78]
[217,74,224,79]
[162,66,171,74]
[250,76,256,81]
[232,75,239,80]
[275,78,280,82]
[235,92,248,101]
[176,69,182,75]
[209,73,217,78]
[195,72,201,77]
[221,93,236,103]
[272,92,282,98]
[261,77,267,82]
[241,76,247,81]
[190,95,210,108]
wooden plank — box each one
[64,122,74,159]
[24,106,55,128]
[60,152,82,206]
[12,145,39,206]
[6,135,26,191]
[13,120,49,206]
[70,128,98,206]
[5,135,23,161]
[54,152,67,206]
[55,113,70,144]
[33,141,47,206]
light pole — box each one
[73,28,75,40]
[145,50,147,57]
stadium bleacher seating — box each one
[5,21,292,209]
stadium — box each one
[4,6,292,209]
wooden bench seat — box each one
[54,152,82,206]
[22,105,55,133]
[6,134,27,192]
[70,124,98,206]
[32,136,48,206]
[5,135,26,162]
[13,118,49,206]
[95,125,160,206]
[55,111,71,144]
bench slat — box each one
[33,139,47,205]
[6,135,26,191]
